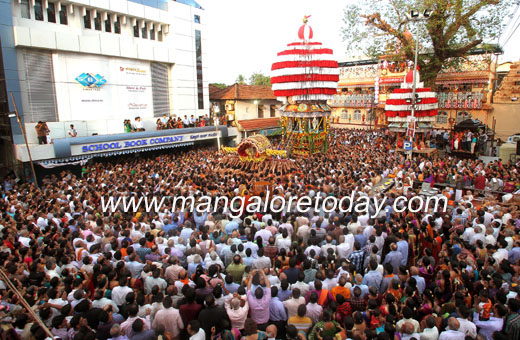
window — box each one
[353,110,362,121]
[194,15,200,23]
[456,111,468,124]
[59,5,68,25]
[84,10,92,29]
[340,110,348,120]
[47,2,56,23]
[436,112,448,124]
[105,17,111,32]
[141,27,148,39]
[114,17,121,34]
[150,27,155,40]
[158,31,163,41]
[133,25,139,37]
[20,0,31,19]
[195,30,204,109]
[94,13,102,31]
[34,0,44,21]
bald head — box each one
[448,317,460,331]
[410,266,419,276]
[401,322,414,334]
[266,325,277,338]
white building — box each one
[9,0,209,143]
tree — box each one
[341,0,515,84]
[248,72,271,86]
[210,83,228,89]
[236,74,246,85]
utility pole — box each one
[10,93,39,190]
[406,9,431,159]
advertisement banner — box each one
[70,131,220,156]
[52,52,154,121]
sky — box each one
[199,0,520,85]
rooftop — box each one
[209,84,276,100]
[237,118,280,131]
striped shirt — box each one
[288,315,313,334]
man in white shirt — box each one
[456,306,476,339]
[438,317,465,340]
[188,320,206,340]
[111,277,133,307]
[336,235,352,260]
[396,307,420,333]
[473,305,507,340]
[283,289,306,318]
[420,316,439,340]
[144,268,167,294]
[252,249,271,270]
[133,117,144,131]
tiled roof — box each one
[209,84,276,100]
[238,118,280,131]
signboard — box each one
[403,141,412,151]
[379,76,404,84]
[70,132,219,156]
[52,52,154,122]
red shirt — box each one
[474,175,486,190]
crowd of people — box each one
[124,115,215,133]
[155,115,213,131]
[1,128,520,340]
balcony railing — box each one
[330,94,374,107]
[436,91,484,109]
[331,91,485,109]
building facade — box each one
[3,0,209,147]
[209,83,282,143]
[330,51,497,132]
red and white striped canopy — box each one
[385,70,438,122]
[271,22,339,102]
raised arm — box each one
[261,268,270,288]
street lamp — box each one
[213,104,221,150]
[406,8,431,159]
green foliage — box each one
[210,83,228,89]
[341,0,517,84]
[248,72,271,86]
[236,74,246,85]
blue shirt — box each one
[269,297,287,321]
[278,289,292,302]
[180,227,194,241]
[509,247,520,264]
[194,213,207,228]
[188,261,204,277]
[362,270,383,291]
[353,283,369,298]
[354,234,367,248]
[396,240,409,266]
[225,282,240,294]
[225,221,239,235]
[411,275,426,295]
[162,223,178,234]
[383,251,403,273]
